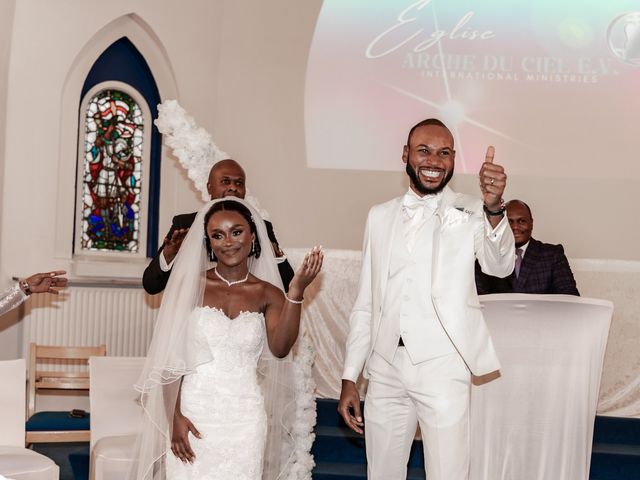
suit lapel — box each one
[378,198,403,301]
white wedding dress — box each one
[166,306,268,480]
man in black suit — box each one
[143,159,295,294]
[475,199,579,295]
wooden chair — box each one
[25,343,107,444]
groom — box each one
[338,119,515,479]
[143,159,294,294]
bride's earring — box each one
[205,237,216,261]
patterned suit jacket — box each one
[475,238,579,295]
[142,212,294,294]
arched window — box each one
[76,84,149,256]
[73,37,161,262]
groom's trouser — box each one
[364,349,471,480]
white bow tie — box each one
[402,194,438,219]
[402,193,438,252]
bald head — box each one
[506,199,533,247]
[206,159,246,199]
[506,199,532,218]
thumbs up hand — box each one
[479,146,507,210]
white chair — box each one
[0,359,59,480]
[89,357,145,480]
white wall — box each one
[0,0,638,367]
[2,0,635,272]
[211,0,639,263]
[0,0,18,358]
[0,0,15,258]
[0,0,224,285]
[0,0,223,355]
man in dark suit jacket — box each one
[143,159,295,294]
[475,199,579,295]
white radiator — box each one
[22,285,161,360]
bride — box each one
[134,197,322,480]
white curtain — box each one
[286,248,636,417]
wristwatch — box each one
[483,200,506,216]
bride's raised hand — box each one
[171,411,201,463]
[288,246,324,298]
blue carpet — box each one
[32,442,88,480]
[69,447,90,480]
[313,398,424,479]
[313,399,640,480]
[30,403,640,480]
[590,416,640,480]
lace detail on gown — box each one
[166,307,267,480]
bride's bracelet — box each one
[19,280,32,296]
[285,294,303,305]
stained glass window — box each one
[80,89,144,252]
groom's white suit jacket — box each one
[343,187,515,381]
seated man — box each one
[475,199,579,295]
[143,159,294,294]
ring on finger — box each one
[490,178,494,185]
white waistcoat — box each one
[373,214,456,365]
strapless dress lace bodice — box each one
[166,306,268,480]
[187,306,266,383]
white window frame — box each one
[72,81,152,274]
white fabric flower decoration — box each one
[155,100,230,202]
[442,206,471,228]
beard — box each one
[405,162,453,195]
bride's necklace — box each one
[214,267,249,287]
